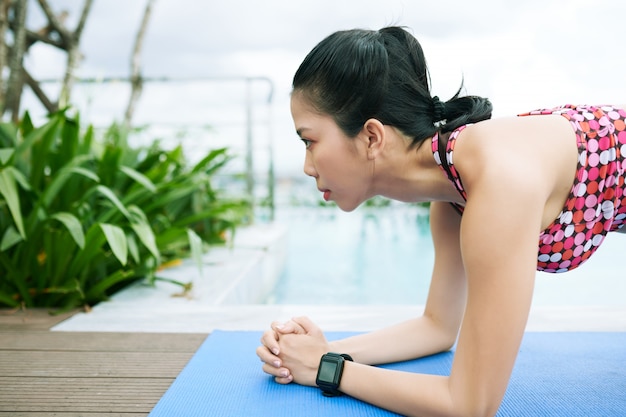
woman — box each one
[256,26,626,416]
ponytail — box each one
[437,83,492,134]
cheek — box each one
[311,148,334,170]
[314,140,363,178]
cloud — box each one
[20,0,626,176]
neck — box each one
[370,134,463,204]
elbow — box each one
[440,334,457,352]
[443,374,505,417]
[441,399,500,417]
[410,394,501,417]
[422,312,461,353]
[405,390,502,417]
[436,328,459,353]
[463,402,501,417]
[448,389,504,417]
[461,404,501,417]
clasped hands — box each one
[256,316,329,386]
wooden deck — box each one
[0,309,207,417]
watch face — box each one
[318,360,339,383]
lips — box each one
[318,188,331,201]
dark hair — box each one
[292,26,492,148]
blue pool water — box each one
[269,206,433,304]
[268,206,626,306]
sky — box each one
[23,0,626,176]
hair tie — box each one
[432,96,447,128]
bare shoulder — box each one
[453,116,571,184]
[453,115,579,229]
[457,115,575,165]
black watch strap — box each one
[315,353,354,397]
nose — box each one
[303,151,317,177]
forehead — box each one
[290,93,332,132]
[290,91,318,117]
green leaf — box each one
[127,206,159,261]
[100,223,128,266]
[95,185,131,220]
[42,155,98,207]
[14,114,62,160]
[19,112,33,137]
[50,212,85,249]
[21,115,64,189]
[85,269,136,301]
[0,149,13,165]
[69,166,100,182]
[131,220,160,261]
[1,225,24,251]
[0,250,32,306]
[155,226,188,249]
[43,284,81,295]
[143,185,196,213]
[60,115,79,160]
[6,167,31,191]
[79,125,94,155]
[0,290,19,308]
[119,165,156,192]
[127,233,140,264]
[66,223,107,281]
[191,147,229,174]
[0,168,25,238]
[0,123,17,146]
[187,228,204,275]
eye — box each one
[301,138,312,149]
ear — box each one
[361,118,386,160]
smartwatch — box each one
[315,352,353,397]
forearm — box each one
[328,315,457,365]
[339,362,457,417]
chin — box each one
[335,199,363,213]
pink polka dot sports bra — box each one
[432,104,626,273]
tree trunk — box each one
[23,68,55,113]
[4,0,27,121]
[0,0,10,109]
[2,0,153,121]
[57,0,93,108]
[123,0,156,133]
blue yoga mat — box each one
[149,331,626,416]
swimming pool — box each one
[268,206,433,305]
[267,206,626,306]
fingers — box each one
[260,352,293,385]
[257,317,323,386]
[256,344,280,367]
[256,319,306,371]
[272,319,306,335]
[257,341,293,384]
[274,375,294,384]
[261,362,294,384]
[291,316,323,336]
[259,327,281,355]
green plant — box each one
[363,196,392,208]
[0,110,250,309]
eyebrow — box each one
[296,127,311,137]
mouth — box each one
[319,188,331,201]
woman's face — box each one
[290,93,374,212]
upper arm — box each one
[335,190,543,416]
[447,170,543,415]
[423,201,467,347]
